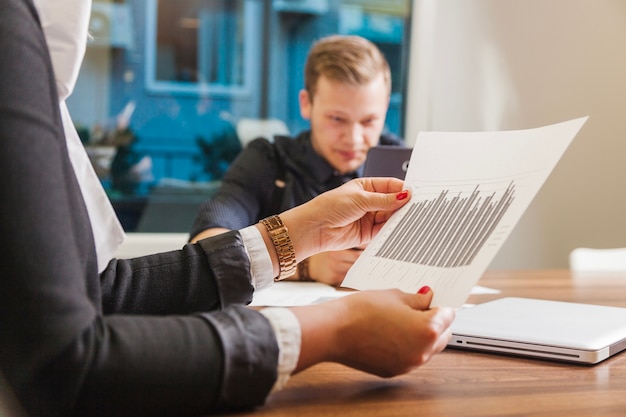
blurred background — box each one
[68,0,626,269]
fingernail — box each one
[418,286,431,295]
[396,190,409,200]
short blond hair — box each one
[304,35,391,100]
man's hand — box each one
[306,249,363,286]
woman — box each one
[0,1,454,416]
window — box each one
[146,0,255,96]
[69,0,412,232]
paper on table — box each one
[250,281,500,307]
[342,117,588,308]
[250,281,352,307]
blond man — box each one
[191,35,404,285]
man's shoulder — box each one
[245,132,306,152]
[273,131,309,147]
[246,136,276,151]
[272,131,313,160]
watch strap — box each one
[260,215,297,281]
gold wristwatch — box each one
[260,215,297,281]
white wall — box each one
[406,0,626,269]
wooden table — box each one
[219,270,626,416]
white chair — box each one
[114,233,190,258]
[236,118,289,148]
[569,247,626,272]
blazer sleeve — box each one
[100,232,256,315]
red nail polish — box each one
[418,286,431,295]
[396,190,409,200]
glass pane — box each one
[68,0,412,233]
[154,0,245,86]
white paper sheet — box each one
[342,117,588,307]
[250,282,500,307]
[250,281,352,307]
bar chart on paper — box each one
[376,181,515,268]
[342,178,521,306]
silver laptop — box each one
[448,297,626,364]
[362,146,412,180]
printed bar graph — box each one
[376,181,516,268]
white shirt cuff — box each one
[259,307,301,391]
[239,226,274,291]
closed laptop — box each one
[448,297,626,364]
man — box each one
[191,35,403,285]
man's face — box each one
[299,74,389,174]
